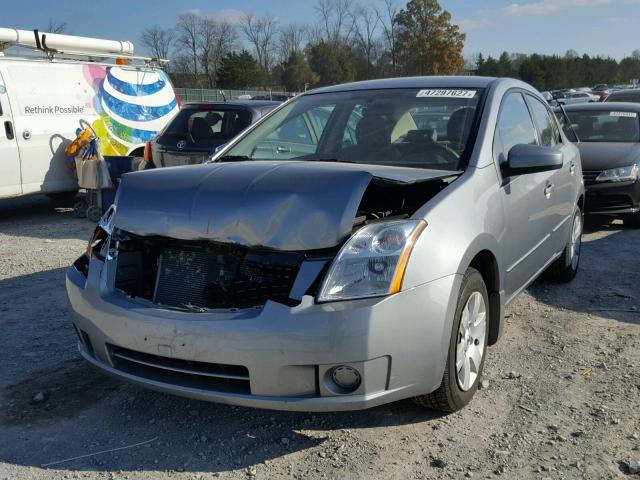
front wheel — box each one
[545,206,582,282]
[413,267,489,412]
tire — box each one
[413,267,489,413]
[46,190,78,202]
[625,212,640,229]
[545,206,582,282]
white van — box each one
[0,28,179,200]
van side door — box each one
[0,71,22,198]
[495,91,559,300]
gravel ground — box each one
[1,195,639,480]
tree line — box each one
[141,0,466,92]
[474,50,640,91]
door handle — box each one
[544,183,554,197]
[276,145,290,153]
[569,162,576,175]
[4,121,14,140]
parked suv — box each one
[145,100,280,168]
[68,77,584,413]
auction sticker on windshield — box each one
[416,89,476,98]
[610,111,638,118]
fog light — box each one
[331,365,361,390]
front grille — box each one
[587,194,634,211]
[108,344,251,394]
[582,170,602,185]
[113,231,305,310]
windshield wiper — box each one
[302,156,356,163]
[216,155,252,162]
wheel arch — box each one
[468,249,503,345]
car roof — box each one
[607,89,640,97]
[181,100,281,110]
[562,102,640,112]
[306,76,500,95]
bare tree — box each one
[46,19,68,34]
[140,25,174,60]
[376,0,399,74]
[240,13,278,74]
[198,18,236,88]
[279,24,305,62]
[176,12,201,80]
[303,23,325,46]
[314,0,356,44]
[1,18,67,51]
[352,4,380,78]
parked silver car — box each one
[67,77,584,412]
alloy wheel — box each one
[455,291,487,391]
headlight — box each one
[317,220,427,302]
[596,164,638,182]
[85,206,115,260]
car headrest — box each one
[191,117,214,140]
[356,115,393,147]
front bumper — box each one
[584,179,640,216]
[66,258,461,411]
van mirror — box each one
[504,144,563,176]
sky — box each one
[1,0,639,60]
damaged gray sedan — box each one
[67,77,584,412]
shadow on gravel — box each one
[1,360,443,473]
[0,194,92,240]
[0,265,444,474]
[0,358,120,426]
[528,217,640,325]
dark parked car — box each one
[559,103,640,226]
[144,101,280,168]
[605,89,640,104]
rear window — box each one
[163,107,253,145]
[606,91,640,103]
[563,110,640,142]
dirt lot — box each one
[1,195,639,480]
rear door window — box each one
[525,95,559,147]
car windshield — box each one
[563,110,640,142]
[163,107,253,146]
[219,88,483,171]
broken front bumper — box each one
[66,258,460,412]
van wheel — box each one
[546,206,582,282]
[413,268,489,412]
[46,190,78,202]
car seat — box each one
[338,113,400,163]
[191,117,214,140]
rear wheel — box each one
[413,268,489,412]
[625,212,640,229]
[546,206,582,282]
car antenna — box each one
[559,104,580,143]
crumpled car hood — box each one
[578,142,640,170]
[113,161,458,250]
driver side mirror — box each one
[503,144,563,176]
